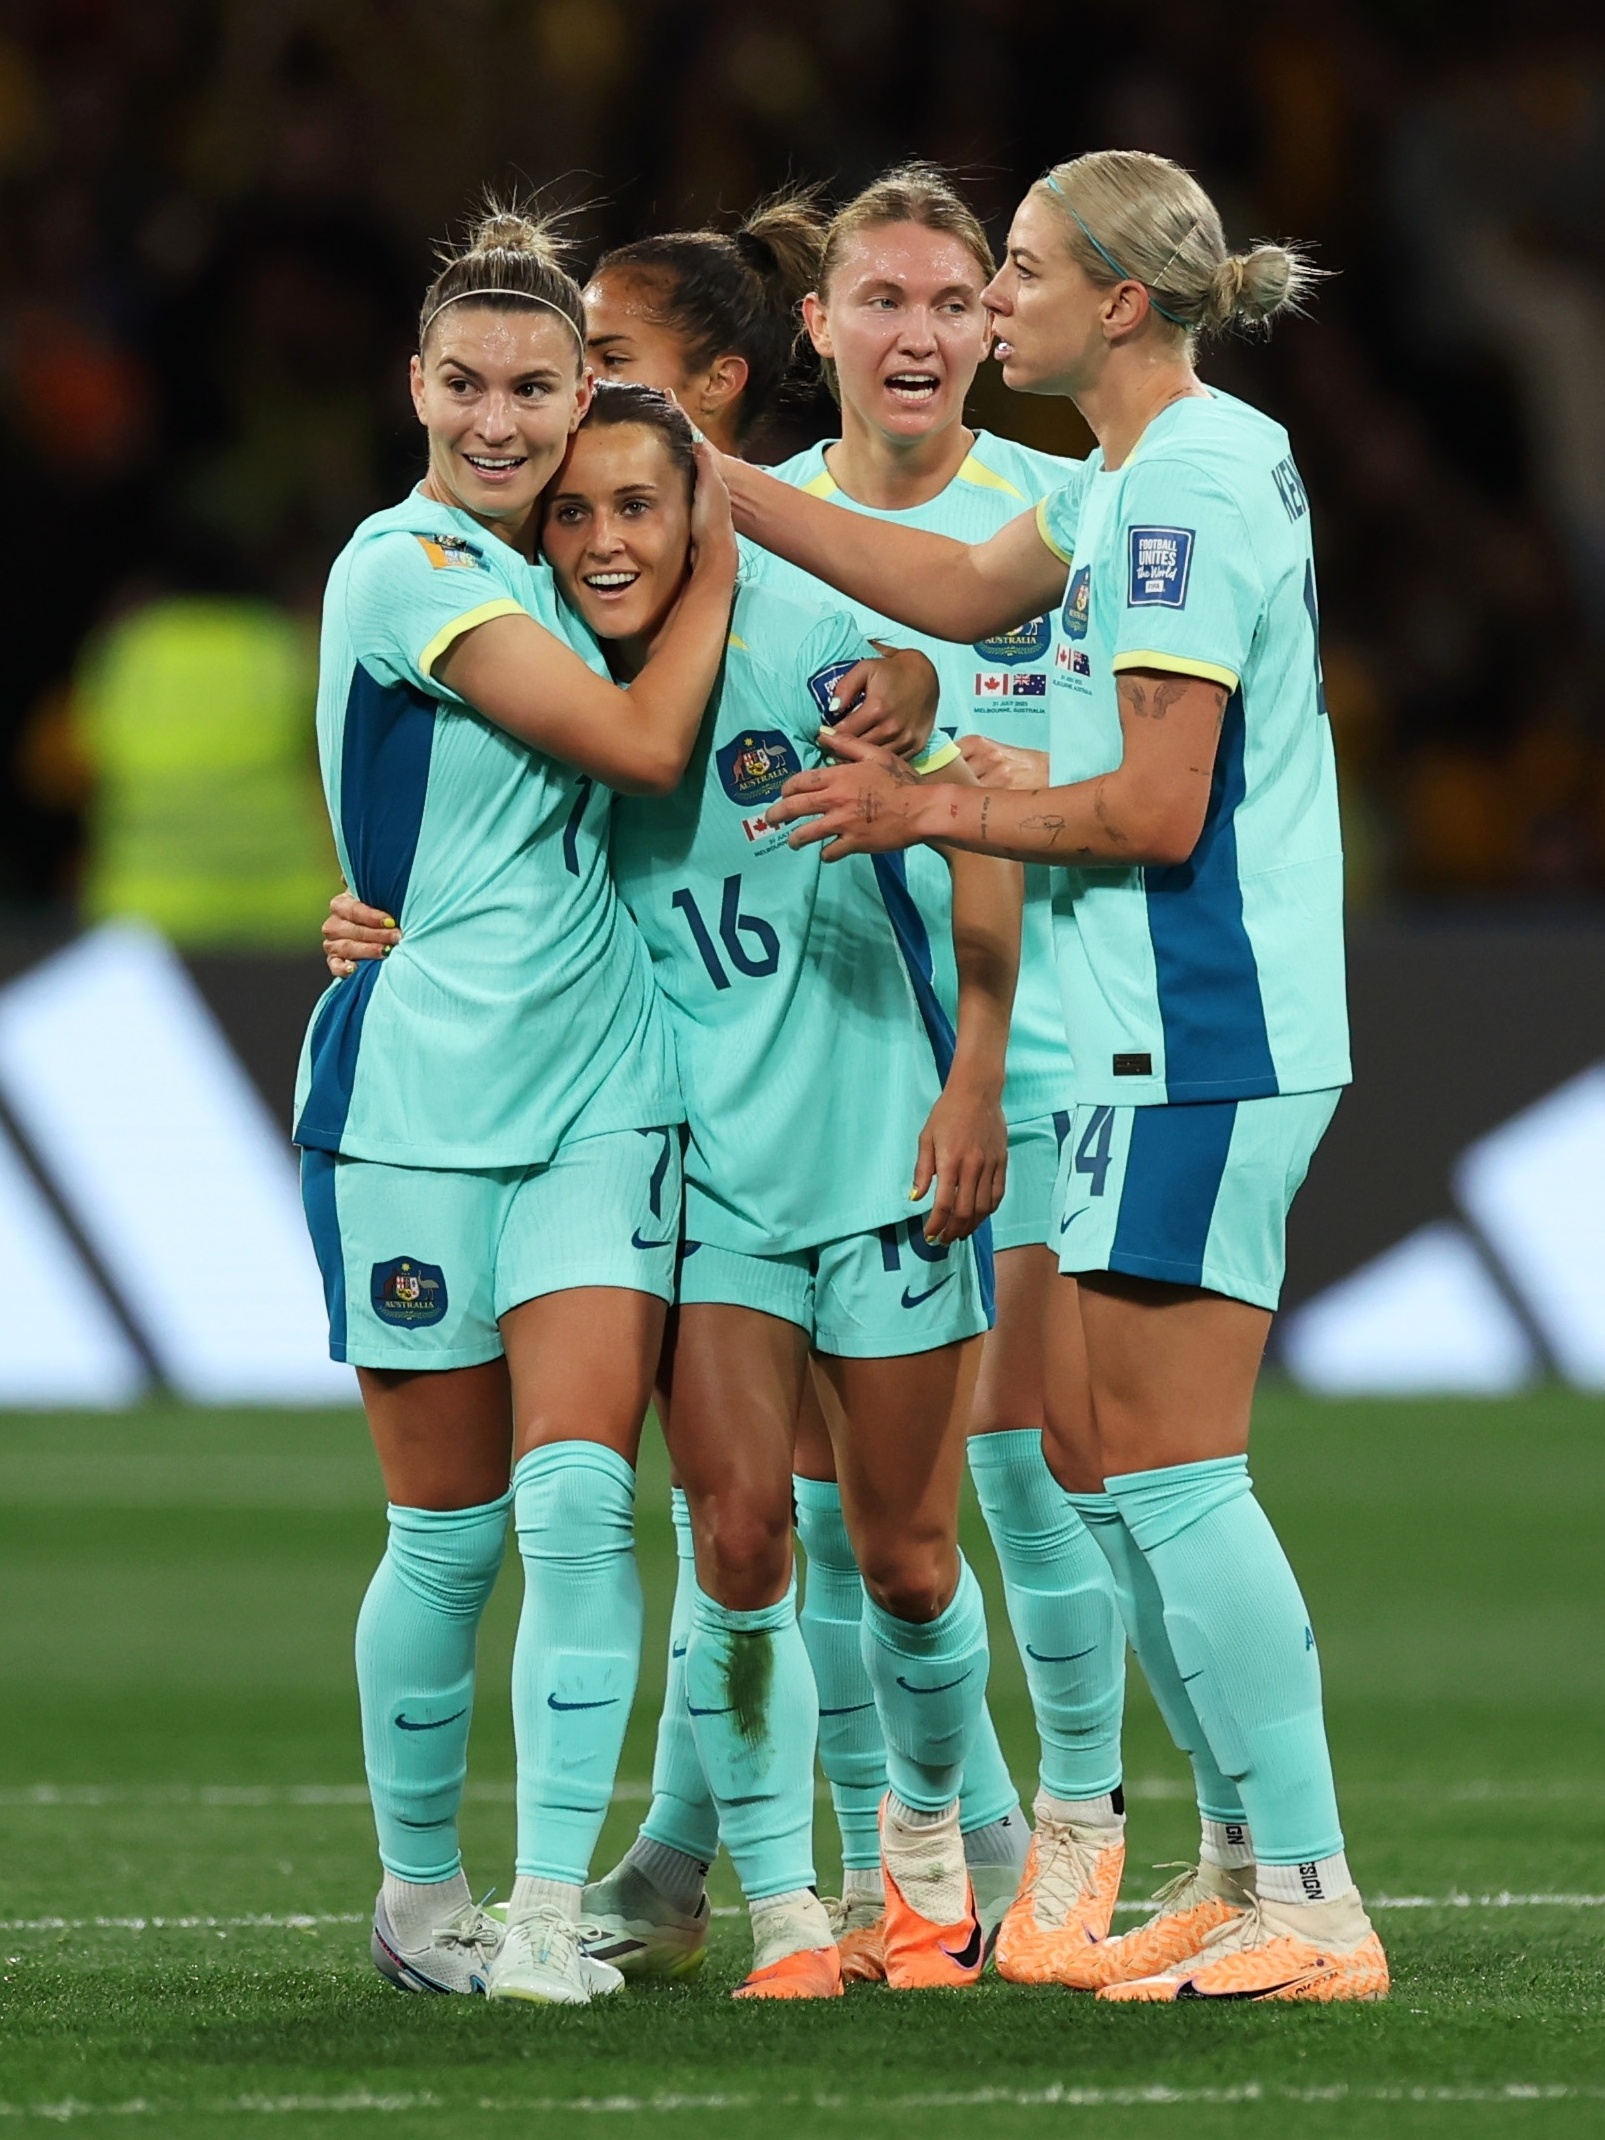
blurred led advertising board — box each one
[0,925,353,1406]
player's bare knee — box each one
[698,1490,792,1605]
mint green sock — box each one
[356,1493,510,1883]
[958,1701,1023,1833]
[640,1488,721,1864]
[685,1578,817,1902]
[862,1556,989,1813]
[1066,1490,1247,1826]
[1105,1457,1343,1865]
[795,1476,884,1870]
[969,1431,1125,1801]
[511,1441,643,1885]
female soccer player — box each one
[741,149,1390,2004]
[744,166,1128,1980]
[296,207,736,2009]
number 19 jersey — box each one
[608,582,953,1256]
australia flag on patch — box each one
[371,1257,447,1328]
[716,729,802,808]
[1128,526,1194,607]
[806,660,860,726]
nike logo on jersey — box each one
[546,1693,619,1712]
[395,1708,468,1732]
[1024,1642,1097,1664]
[632,1229,674,1250]
[939,1916,985,1971]
[1179,1669,1205,1684]
[900,1276,953,1308]
[1059,1207,1085,1235]
[894,1670,972,1696]
[817,1701,876,1717]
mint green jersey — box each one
[748,431,1083,1123]
[1038,390,1349,1107]
[294,493,678,1168]
[608,581,954,1256]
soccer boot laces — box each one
[994,1811,1125,1986]
[1097,1890,1390,2004]
[1050,1857,1254,1992]
[487,1905,628,2006]
[579,1857,710,1979]
[370,1890,503,1996]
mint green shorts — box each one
[677,1217,994,1358]
[1051,1090,1341,1311]
[992,1110,1074,1254]
[301,1127,681,1370]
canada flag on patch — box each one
[975,672,1009,697]
[741,815,772,841]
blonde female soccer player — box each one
[296,206,736,2010]
[739,149,1389,2005]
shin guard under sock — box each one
[356,1493,510,1883]
[685,1579,818,1902]
[511,1441,643,1885]
[861,1556,988,1814]
[640,1487,721,1863]
[1105,1457,1343,1866]
[794,1476,885,1870]
[970,1432,1125,1801]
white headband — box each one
[421,287,585,347]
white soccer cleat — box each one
[579,1858,711,1979]
[487,1905,628,2006]
[370,1891,503,1996]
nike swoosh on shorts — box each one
[900,1277,953,1308]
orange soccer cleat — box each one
[994,1810,1125,1986]
[732,1943,844,2000]
[1053,1860,1254,1992]
[827,1895,887,1983]
[879,1799,985,1990]
[1098,1893,1390,2004]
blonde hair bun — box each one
[467,204,567,269]
[1203,243,1313,332]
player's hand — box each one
[958,735,1049,790]
[323,891,399,978]
[911,1077,1008,1243]
[826,645,938,754]
[767,727,932,860]
[688,439,738,579]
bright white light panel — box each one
[0,924,355,1405]
[0,1122,147,1406]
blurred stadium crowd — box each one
[1,0,1602,938]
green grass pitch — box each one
[0,1390,1601,2139]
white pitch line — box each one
[0,2084,1599,2119]
[4,1893,1599,1936]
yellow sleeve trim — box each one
[727,632,749,651]
[418,598,526,679]
[1111,649,1240,691]
[800,468,838,498]
[913,736,961,776]
[957,452,1025,501]
[1035,496,1074,567]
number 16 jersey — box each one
[608,581,954,1257]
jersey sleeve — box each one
[343,529,526,700]
[1035,472,1084,566]
[1107,459,1262,691]
[794,608,959,775]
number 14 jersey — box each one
[608,582,954,1257]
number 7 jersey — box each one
[608,582,955,1257]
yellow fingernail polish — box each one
[382,915,397,929]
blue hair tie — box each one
[1041,177,1189,328]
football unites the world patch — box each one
[371,1257,448,1327]
[971,615,1051,665]
[1062,565,1091,640]
[716,729,803,808]
[806,660,860,725]
[1127,526,1194,607]
[414,533,484,571]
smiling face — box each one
[805,221,991,443]
[984,190,1134,398]
[409,304,591,538]
[541,422,694,650]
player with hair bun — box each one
[740,149,1390,2004]
[297,200,737,2010]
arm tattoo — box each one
[1018,811,1068,846]
[1092,777,1127,845]
[979,794,992,845]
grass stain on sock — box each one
[721,1628,775,1749]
